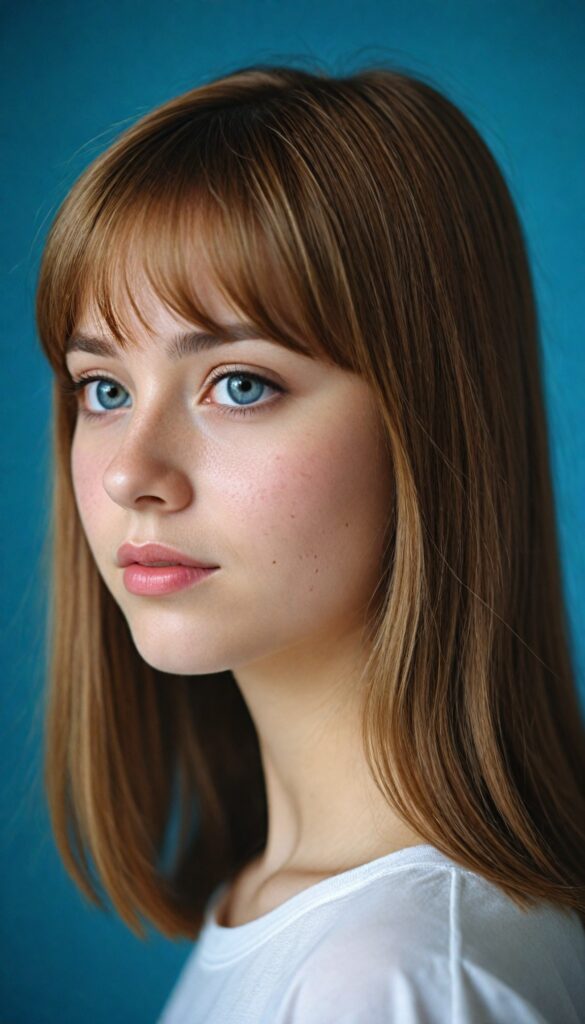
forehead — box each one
[76,263,243,337]
[67,239,330,366]
[68,298,320,369]
[68,275,275,368]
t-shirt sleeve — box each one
[277,954,553,1024]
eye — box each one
[60,374,131,420]
[59,366,286,420]
[204,366,285,417]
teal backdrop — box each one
[1,1,583,1021]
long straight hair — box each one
[35,61,585,939]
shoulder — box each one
[279,862,585,1024]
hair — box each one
[35,59,585,940]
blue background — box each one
[1,1,583,1020]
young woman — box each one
[35,62,585,1022]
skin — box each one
[68,269,424,926]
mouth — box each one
[121,561,219,596]
[116,541,219,570]
[135,560,189,567]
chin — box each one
[124,623,230,677]
[137,647,231,677]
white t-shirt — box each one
[157,843,585,1023]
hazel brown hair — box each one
[35,61,585,938]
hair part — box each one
[36,60,585,939]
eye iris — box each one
[227,375,263,405]
[86,373,268,412]
[96,381,125,409]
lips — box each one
[116,542,219,569]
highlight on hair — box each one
[35,59,585,939]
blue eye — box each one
[85,378,130,413]
[59,366,285,420]
[210,370,275,410]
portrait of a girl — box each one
[35,63,585,1022]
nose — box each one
[101,412,195,512]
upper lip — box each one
[116,542,219,569]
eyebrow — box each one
[64,323,295,361]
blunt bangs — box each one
[38,98,365,384]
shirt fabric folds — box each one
[157,843,585,1023]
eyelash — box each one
[59,365,286,421]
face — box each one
[67,271,394,677]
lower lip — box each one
[122,564,219,595]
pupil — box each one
[98,382,122,407]
[229,375,260,405]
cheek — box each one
[214,415,392,589]
[70,434,109,537]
